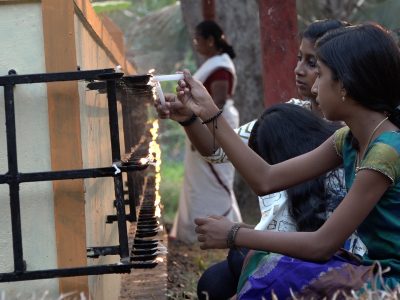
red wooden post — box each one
[202,0,215,20]
[258,0,298,107]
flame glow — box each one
[139,157,148,165]
[148,120,162,219]
[155,257,164,263]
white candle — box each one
[153,74,184,82]
[155,82,166,107]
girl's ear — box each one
[207,36,215,47]
[340,86,347,102]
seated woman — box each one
[197,104,365,300]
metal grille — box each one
[0,69,159,282]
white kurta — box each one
[170,54,242,243]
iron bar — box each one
[126,173,138,221]
[0,263,155,283]
[86,246,120,258]
[0,69,116,86]
[106,79,130,261]
[0,164,147,184]
[4,84,25,273]
[106,213,136,223]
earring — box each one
[342,95,346,102]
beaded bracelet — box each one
[226,223,241,249]
[178,113,197,127]
[201,109,223,124]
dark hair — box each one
[301,19,351,43]
[196,20,236,59]
[316,23,400,127]
[248,104,341,231]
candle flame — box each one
[139,157,148,165]
[155,206,161,218]
[148,120,163,220]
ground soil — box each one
[119,222,227,300]
[166,237,227,300]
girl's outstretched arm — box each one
[177,70,339,195]
[195,168,391,261]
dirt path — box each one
[167,239,227,300]
[119,233,226,300]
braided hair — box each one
[195,20,236,59]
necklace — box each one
[355,116,389,170]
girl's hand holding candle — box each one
[151,73,184,107]
[155,81,166,107]
[153,74,184,82]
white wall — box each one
[0,2,129,298]
[0,1,59,298]
[75,14,127,300]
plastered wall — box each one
[0,1,59,297]
[75,13,127,300]
[0,1,131,299]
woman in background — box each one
[170,20,242,243]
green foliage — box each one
[160,160,184,223]
[159,118,185,223]
[194,255,207,271]
[353,0,400,30]
[91,1,131,14]
[127,0,178,17]
[159,120,186,162]
[158,121,185,225]
[91,0,179,17]
[93,0,178,18]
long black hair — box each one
[248,104,342,231]
[195,20,236,59]
[301,19,351,43]
[316,23,400,127]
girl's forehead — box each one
[316,60,332,73]
[300,38,316,52]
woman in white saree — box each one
[170,20,242,243]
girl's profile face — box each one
[193,33,213,56]
[294,38,318,100]
[312,61,343,120]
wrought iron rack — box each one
[0,69,155,282]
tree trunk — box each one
[180,0,263,224]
